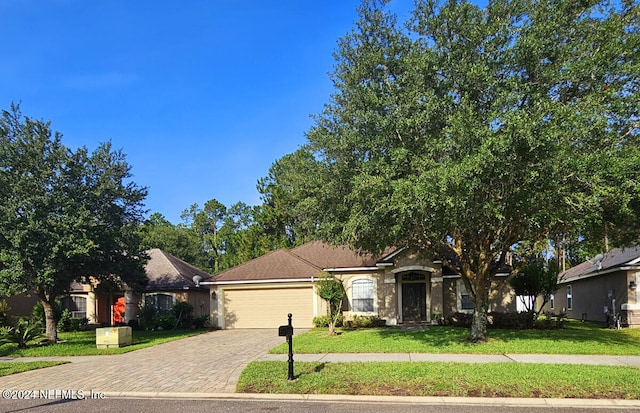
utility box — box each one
[96,327,132,349]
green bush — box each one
[0,318,43,348]
[58,309,72,332]
[139,303,157,330]
[32,301,62,328]
[344,315,386,329]
[488,311,536,329]
[193,315,210,329]
[172,301,194,329]
[156,313,178,330]
[445,312,473,327]
[313,314,344,328]
[0,299,10,327]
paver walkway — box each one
[0,329,283,394]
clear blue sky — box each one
[0,1,415,224]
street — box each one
[2,397,640,413]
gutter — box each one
[559,265,640,284]
[200,277,316,286]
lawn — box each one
[245,323,640,399]
[238,361,640,399]
[0,361,68,377]
[0,329,206,357]
[270,322,640,355]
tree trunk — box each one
[469,288,489,342]
[41,299,58,343]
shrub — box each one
[172,301,194,329]
[139,303,157,330]
[538,312,568,329]
[193,315,210,329]
[344,315,386,329]
[0,318,43,348]
[313,314,344,328]
[0,299,11,327]
[156,313,178,330]
[57,309,72,332]
[445,312,473,327]
[32,300,62,328]
[488,311,536,329]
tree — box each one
[315,272,345,336]
[511,258,559,316]
[0,105,148,342]
[140,212,201,264]
[292,0,639,341]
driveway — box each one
[1,329,284,394]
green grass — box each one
[238,361,640,399]
[0,361,68,376]
[270,322,640,355]
[0,329,205,357]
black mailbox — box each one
[278,325,293,337]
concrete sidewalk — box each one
[259,352,640,368]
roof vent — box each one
[193,275,203,287]
[592,253,604,270]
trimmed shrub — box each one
[313,314,344,328]
[344,315,386,329]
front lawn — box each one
[238,361,640,399]
[0,329,206,357]
[270,322,640,355]
[0,361,68,377]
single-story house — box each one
[5,248,213,325]
[205,241,517,329]
[542,246,640,328]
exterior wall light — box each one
[630,281,637,290]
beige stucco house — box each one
[205,241,517,329]
[54,249,212,326]
[542,246,640,328]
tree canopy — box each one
[267,0,640,340]
[0,105,149,342]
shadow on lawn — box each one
[374,326,470,347]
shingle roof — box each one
[559,245,640,283]
[144,248,213,290]
[213,241,386,283]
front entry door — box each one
[402,283,427,322]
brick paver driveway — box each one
[1,329,283,394]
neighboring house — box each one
[205,241,517,329]
[9,249,213,325]
[542,246,640,328]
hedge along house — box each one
[204,241,517,329]
[543,246,640,327]
[56,248,213,326]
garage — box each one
[222,286,315,329]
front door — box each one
[402,283,426,322]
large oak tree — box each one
[279,0,639,341]
[0,105,148,342]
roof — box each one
[559,245,640,283]
[213,241,386,283]
[144,248,213,290]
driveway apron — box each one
[1,329,283,394]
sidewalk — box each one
[258,352,640,368]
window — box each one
[145,293,174,313]
[550,294,555,310]
[458,281,474,311]
[566,286,573,310]
[60,296,87,319]
[351,279,374,312]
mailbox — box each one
[278,325,293,337]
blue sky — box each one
[1,1,417,224]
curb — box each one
[101,391,640,408]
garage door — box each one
[223,287,314,329]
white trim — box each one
[324,266,380,272]
[380,247,406,262]
[622,303,640,310]
[346,276,377,315]
[376,262,394,267]
[559,266,640,284]
[202,278,314,286]
[392,265,435,274]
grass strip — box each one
[270,323,640,355]
[238,361,640,399]
[0,361,68,377]
[0,329,205,357]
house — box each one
[6,249,213,325]
[543,246,640,328]
[205,241,517,329]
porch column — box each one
[86,291,97,324]
[124,290,137,324]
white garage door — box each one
[223,287,314,329]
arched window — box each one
[145,293,174,313]
[60,295,87,319]
[351,279,375,313]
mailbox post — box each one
[278,313,295,380]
